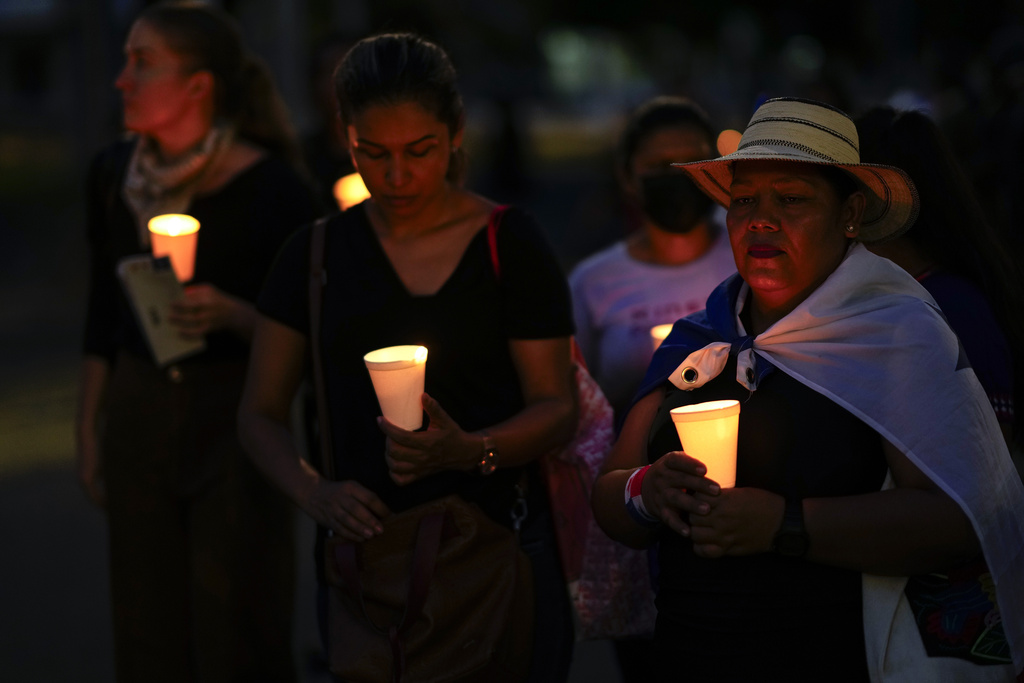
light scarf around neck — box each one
[121,124,234,247]
[637,244,1024,676]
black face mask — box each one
[639,172,714,234]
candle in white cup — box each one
[148,214,200,283]
[669,399,741,488]
[363,345,428,430]
[333,172,371,211]
[651,323,673,351]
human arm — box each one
[591,389,722,548]
[169,283,258,341]
[75,354,110,508]
[237,315,390,541]
[378,336,577,485]
[77,148,121,508]
[688,438,980,575]
[568,268,599,376]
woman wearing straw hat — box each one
[592,97,1024,681]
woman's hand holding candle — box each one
[378,393,478,485]
[689,488,785,558]
[169,283,257,340]
[640,451,721,537]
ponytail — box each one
[233,55,304,170]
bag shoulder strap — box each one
[485,204,588,369]
[485,204,510,280]
[309,215,335,481]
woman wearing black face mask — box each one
[570,97,736,422]
[639,171,714,234]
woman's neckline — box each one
[360,202,497,299]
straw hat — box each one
[674,97,919,243]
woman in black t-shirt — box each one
[238,33,576,681]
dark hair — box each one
[617,96,717,177]
[856,105,1024,437]
[138,1,303,169]
[334,33,466,182]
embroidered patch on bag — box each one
[903,557,1011,665]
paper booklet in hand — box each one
[116,254,205,366]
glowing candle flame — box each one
[651,324,673,351]
[363,345,429,430]
[670,399,741,488]
[148,214,200,282]
[716,129,742,156]
[333,172,371,211]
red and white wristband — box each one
[624,465,660,527]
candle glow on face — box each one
[148,214,200,282]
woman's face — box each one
[346,101,462,220]
[726,160,862,317]
[114,20,202,136]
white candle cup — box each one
[333,172,371,211]
[148,214,200,283]
[651,323,674,352]
[669,399,741,488]
[363,345,428,431]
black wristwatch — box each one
[771,498,809,558]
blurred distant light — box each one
[0,0,56,21]
[887,89,933,116]
[717,129,742,156]
[719,8,763,64]
[333,172,370,211]
[542,30,589,94]
[782,35,825,81]
[540,28,638,98]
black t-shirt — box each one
[257,203,574,518]
[646,356,887,680]
[82,139,321,364]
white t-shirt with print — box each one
[569,226,737,418]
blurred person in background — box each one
[75,2,319,680]
[856,105,1024,460]
[303,32,357,211]
[569,97,736,420]
[238,32,576,681]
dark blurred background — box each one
[3,0,1024,680]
